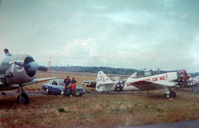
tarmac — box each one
[117,120,199,128]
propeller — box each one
[13,61,48,72]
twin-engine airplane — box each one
[96,70,190,98]
[0,53,55,104]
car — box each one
[82,80,96,87]
[42,79,86,96]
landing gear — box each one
[17,93,29,104]
[17,86,29,104]
[164,87,176,99]
[165,91,176,99]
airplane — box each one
[188,75,199,92]
[0,53,55,104]
[96,70,190,98]
[192,75,199,85]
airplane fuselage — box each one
[96,71,181,92]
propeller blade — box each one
[14,62,24,67]
[37,66,48,72]
[28,62,48,72]
[10,61,48,72]
[27,62,39,71]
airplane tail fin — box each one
[96,71,113,86]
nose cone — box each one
[28,62,39,71]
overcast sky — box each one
[0,0,199,72]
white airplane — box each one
[0,51,55,104]
[96,70,190,98]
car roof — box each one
[50,79,64,82]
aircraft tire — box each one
[17,93,29,104]
[170,91,176,97]
[165,94,171,99]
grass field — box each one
[1,72,199,128]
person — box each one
[64,76,71,95]
[4,48,12,56]
[71,77,77,94]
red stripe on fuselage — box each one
[114,82,119,91]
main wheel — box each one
[17,93,29,104]
[170,91,176,97]
[165,94,171,99]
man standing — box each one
[64,76,71,95]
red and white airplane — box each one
[96,70,190,98]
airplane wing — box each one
[128,80,164,90]
[22,77,56,86]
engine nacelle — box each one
[1,54,37,85]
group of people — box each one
[64,76,77,96]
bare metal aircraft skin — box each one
[96,70,190,98]
[0,54,55,104]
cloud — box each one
[182,13,189,19]
[190,33,199,66]
[102,10,156,25]
[63,38,93,57]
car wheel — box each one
[45,88,49,94]
[60,90,64,95]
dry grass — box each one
[24,72,97,92]
[1,72,199,128]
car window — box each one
[49,81,52,84]
[59,82,64,86]
[52,81,58,85]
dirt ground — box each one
[1,72,199,128]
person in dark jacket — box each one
[64,76,71,95]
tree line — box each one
[50,66,193,75]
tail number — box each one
[99,75,107,82]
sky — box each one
[0,0,199,72]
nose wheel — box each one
[17,86,29,104]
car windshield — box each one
[58,80,64,86]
